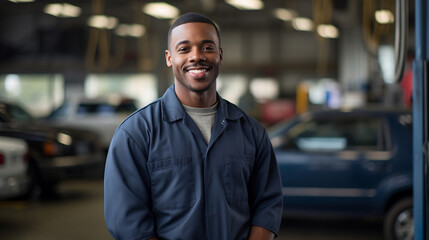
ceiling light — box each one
[9,0,34,2]
[273,8,297,21]
[225,0,264,10]
[115,25,129,36]
[116,24,146,37]
[45,3,63,16]
[88,15,118,29]
[142,2,180,19]
[61,4,81,17]
[375,10,394,24]
[292,17,314,31]
[128,24,145,37]
[44,3,81,18]
[317,24,339,38]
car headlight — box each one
[57,132,72,146]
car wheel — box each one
[24,160,43,200]
[383,197,413,240]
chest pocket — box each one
[147,157,195,210]
[224,155,254,204]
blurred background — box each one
[0,0,414,121]
[0,0,416,239]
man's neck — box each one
[175,88,217,108]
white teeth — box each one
[188,69,206,73]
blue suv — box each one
[269,108,413,240]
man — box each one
[104,12,283,240]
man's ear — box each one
[165,50,172,67]
[219,48,223,63]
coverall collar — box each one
[161,84,243,123]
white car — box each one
[0,136,30,199]
[45,97,137,151]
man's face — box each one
[165,22,222,94]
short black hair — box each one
[167,12,221,49]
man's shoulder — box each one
[118,98,163,129]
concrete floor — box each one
[0,179,383,240]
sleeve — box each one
[248,129,283,237]
[104,127,156,240]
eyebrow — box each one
[174,39,217,49]
[201,40,216,45]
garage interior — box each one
[0,0,419,239]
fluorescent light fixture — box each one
[250,78,279,101]
[225,0,264,10]
[217,75,248,104]
[62,3,81,17]
[378,45,395,83]
[116,24,146,37]
[9,0,34,2]
[375,10,394,24]
[308,81,327,104]
[45,4,63,16]
[88,15,118,29]
[317,24,339,38]
[115,25,129,36]
[128,24,145,37]
[292,17,314,31]
[5,74,21,95]
[44,3,81,18]
[142,2,180,19]
[273,8,297,21]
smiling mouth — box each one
[187,69,207,79]
[188,69,207,73]
[185,64,210,71]
[185,65,211,78]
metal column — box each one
[413,0,429,239]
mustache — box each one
[184,63,211,70]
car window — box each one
[279,116,385,152]
[77,103,115,116]
[116,102,137,113]
[7,104,34,122]
[48,100,136,119]
[48,103,71,117]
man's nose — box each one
[189,49,206,62]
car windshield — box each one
[47,102,71,118]
[6,104,35,122]
[48,100,137,118]
[271,115,386,152]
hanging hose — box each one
[137,11,159,72]
[312,0,333,76]
[394,0,408,83]
[362,0,394,55]
[85,0,111,72]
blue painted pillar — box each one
[413,0,429,239]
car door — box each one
[272,112,390,215]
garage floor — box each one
[0,179,383,240]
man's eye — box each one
[178,47,188,52]
[203,46,214,51]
